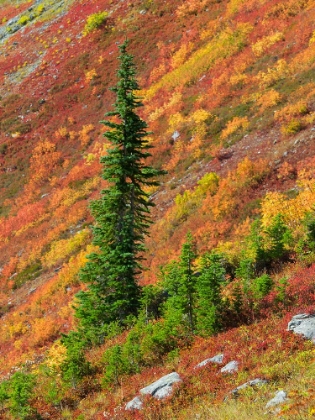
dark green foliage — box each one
[140,284,166,322]
[102,345,128,389]
[0,381,9,409]
[162,232,196,335]
[0,143,7,155]
[61,332,91,389]
[74,40,165,341]
[297,212,315,263]
[235,258,255,291]
[244,215,292,273]
[264,214,292,261]
[304,213,315,245]
[247,218,268,271]
[196,252,226,336]
[251,273,273,299]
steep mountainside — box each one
[1,0,315,418]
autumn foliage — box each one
[1,0,315,417]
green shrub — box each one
[82,11,108,36]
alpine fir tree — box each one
[75,41,165,343]
[162,232,197,335]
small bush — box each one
[281,119,302,135]
[82,11,108,36]
[7,372,36,419]
[17,15,30,26]
[251,274,273,299]
[0,143,7,155]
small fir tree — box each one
[75,40,165,342]
[162,232,197,335]
[196,252,226,336]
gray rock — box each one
[154,385,174,399]
[195,353,224,368]
[231,378,268,396]
[265,390,288,408]
[125,372,182,411]
[125,396,143,411]
[140,372,182,398]
[287,313,315,342]
[221,360,238,373]
[172,131,180,140]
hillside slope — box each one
[1,0,315,418]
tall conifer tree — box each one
[75,41,164,342]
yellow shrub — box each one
[144,23,253,100]
[229,72,248,86]
[257,89,281,112]
[85,68,97,83]
[280,119,302,135]
[55,126,68,140]
[46,341,67,372]
[221,116,249,139]
[252,32,284,57]
[226,0,247,16]
[257,59,289,88]
[31,316,59,347]
[41,229,90,268]
[168,112,185,132]
[171,42,193,69]
[9,321,28,339]
[191,109,211,124]
[82,11,108,36]
[176,0,208,17]
[309,30,315,45]
[79,124,95,146]
[275,100,309,121]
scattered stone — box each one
[221,360,238,373]
[195,353,224,368]
[28,287,37,295]
[287,313,315,342]
[216,150,233,161]
[265,390,288,409]
[231,378,268,396]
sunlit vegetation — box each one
[0,0,315,417]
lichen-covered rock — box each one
[195,353,224,369]
[221,360,238,373]
[287,313,315,342]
